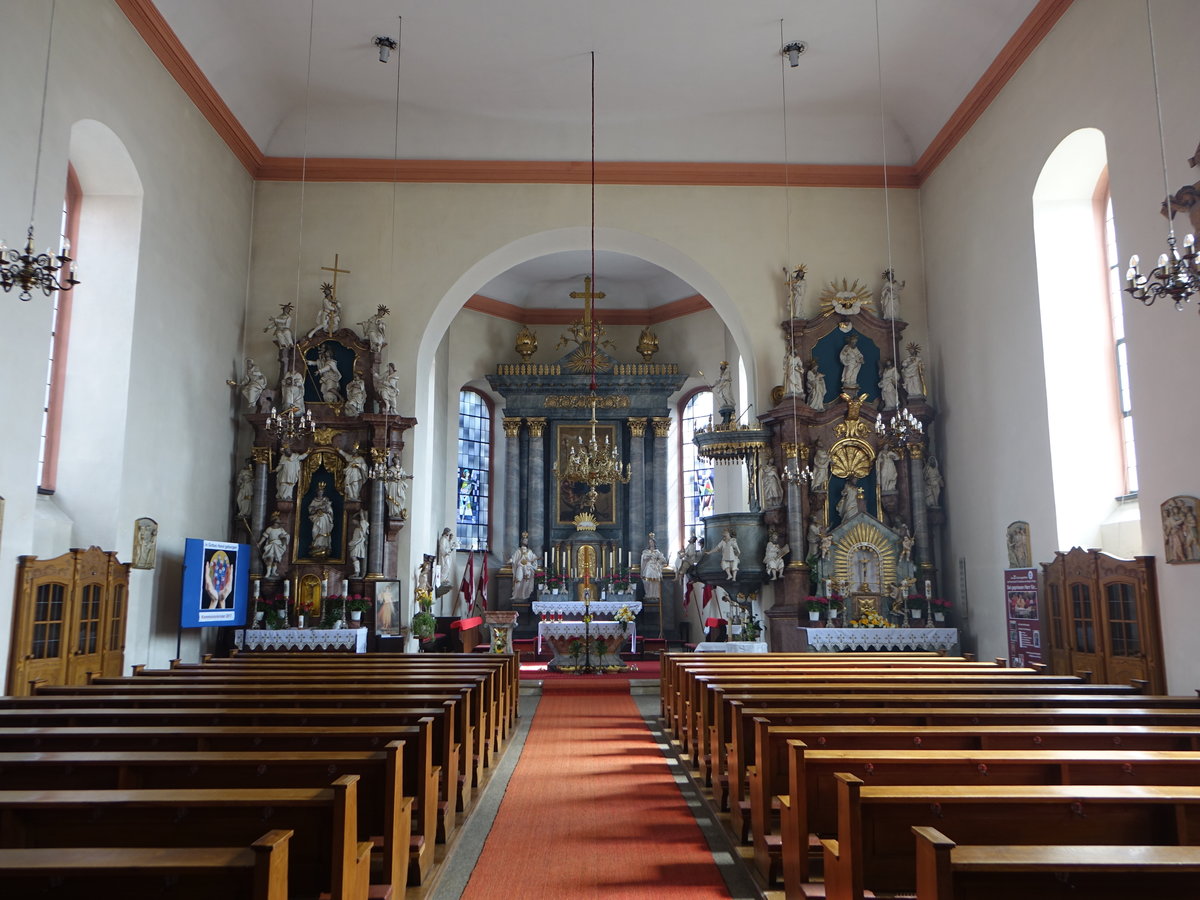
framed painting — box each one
[375,580,402,635]
[1161,495,1200,564]
[554,422,619,525]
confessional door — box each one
[8,547,129,695]
[1041,548,1164,693]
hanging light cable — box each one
[1125,0,1199,310]
[1,0,79,301]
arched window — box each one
[37,164,81,492]
[456,388,492,550]
[679,389,715,543]
[1101,190,1138,496]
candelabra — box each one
[874,406,924,445]
[1126,233,1200,310]
[265,404,315,449]
[553,397,631,520]
[0,226,79,301]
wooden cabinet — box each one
[1041,548,1164,693]
[8,547,129,695]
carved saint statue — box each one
[924,455,944,508]
[763,530,789,581]
[239,358,267,410]
[880,268,904,320]
[307,282,341,337]
[901,344,926,397]
[806,362,827,411]
[810,443,831,493]
[713,361,735,423]
[384,467,411,519]
[640,533,668,600]
[375,363,400,415]
[348,511,369,577]
[264,303,294,349]
[357,305,389,353]
[708,527,741,580]
[840,334,864,390]
[784,264,807,318]
[836,480,860,522]
[509,533,538,601]
[273,449,308,501]
[259,513,290,579]
[879,359,900,409]
[280,369,305,416]
[308,345,342,404]
[761,463,784,510]
[339,448,368,502]
[437,527,458,588]
[235,462,253,519]
[307,482,335,557]
[785,353,805,397]
[343,375,367,418]
[875,446,900,493]
[674,534,699,580]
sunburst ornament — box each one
[820,278,874,317]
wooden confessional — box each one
[1041,547,1165,693]
[8,547,129,695]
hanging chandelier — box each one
[552,51,631,529]
[1125,0,1199,311]
[265,404,315,449]
[2,0,79,302]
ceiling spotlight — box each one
[782,41,807,67]
[373,34,397,63]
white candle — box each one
[283,580,290,597]
[925,579,932,598]
[825,579,831,597]
[253,579,261,599]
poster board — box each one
[1004,567,1043,668]
[181,538,250,627]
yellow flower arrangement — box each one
[849,610,896,629]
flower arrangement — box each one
[827,594,845,612]
[849,610,896,628]
[614,605,636,632]
[806,596,829,613]
[929,597,952,620]
[412,586,436,641]
[257,594,287,629]
[907,594,929,615]
[741,613,763,642]
[610,568,633,594]
[545,572,564,592]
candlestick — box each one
[925,579,932,598]
[283,580,290,597]
[253,578,261,599]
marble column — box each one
[502,417,522,557]
[366,450,387,578]
[627,418,648,553]
[526,417,547,557]
[250,446,272,575]
[650,417,671,544]
[908,443,933,579]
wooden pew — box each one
[778,744,1200,893]
[0,829,293,900]
[912,826,1200,900]
[0,703,457,844]
[0,721,439,884]
[0,777,370,900]
[820,775,1200,900]
[0,745,410,896]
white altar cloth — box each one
[235,627,368,654]
[532,599,642,618]
[798,626,958,654]
[695,641,769,653]
[537,619,637,654]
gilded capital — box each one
[627,417,648,438]
[525,417,546,438]
[782,441,799,460]
[909,443,925,459]
[251,446,273,466]
[502,417,523,438]
[650,417,672,438]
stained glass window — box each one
[681,390,715,543]
[456,389,491,549]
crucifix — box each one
[570,276,605,387]
[320,253,351,300]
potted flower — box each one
[827,594,845,621]
[259,594,287,630]
[741,613,763,642]
[614,604,636,633]
[805,596,828,622]
[907,594,928,620]
[296,595,319,628]
[346,594,370,623]
[610,568,633,595]
[930,597,951,622]
[412,587,436,642]
[546,573,564,595]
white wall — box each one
[0,0,253,683]
[920,0,1200,689]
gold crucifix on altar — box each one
[559,276,615,371]
[320,253,351,300]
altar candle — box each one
[825,579,832,597]
[283,580,290,597]
[253,578,261,599]
[925,579,932,599]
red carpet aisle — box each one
[460,681,731,899]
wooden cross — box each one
[320,253,351,299]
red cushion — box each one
[451,616,484,630]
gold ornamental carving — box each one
[829,437,874,480]
[834,393,871,439]
[526,417,547,438]
[514,325,538,362]
[636,326,660,362]
[251,446,273,466]
[651,417,671,438]
[909,443,925,459]
[544,395,630,409]
[312,426,338,446]
[502,417,522,438]
[627,418,648,438]
[832,519,899,595]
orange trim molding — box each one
[464,293,712,326]
[256,158,918,188]
[114,0,263,174]
[914,0,1075,182]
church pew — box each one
[745,718,1200,884]
[0,705,454,853]
[820,776,1200,900]
[716,698,1200,815]
[0,721,440,883]
[21,687,483,805]
[0,744,410,896]
[911,826,1200,900]
[778,744,1200,893]
[0,829,293,900]
[0,777,370,900]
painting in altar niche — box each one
[296,465,345,562]
[1161,495,1200,564]
[555,422,619,525]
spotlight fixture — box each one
[782,41,807,67]
[374,34,397,63]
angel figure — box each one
[358,305,389,353]
[264,303,295,349]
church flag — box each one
[476,551,488,611]
[459,548,475,613]
[701,582,714,609]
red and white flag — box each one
[476,551,488,611]
[701,582,715,609]
[459,548,475,613]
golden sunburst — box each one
[819,278,874,316]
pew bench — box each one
[820,775,1200,900]
[0,829,293,900]
[0,777,370,900]
[912,826,1200,900]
